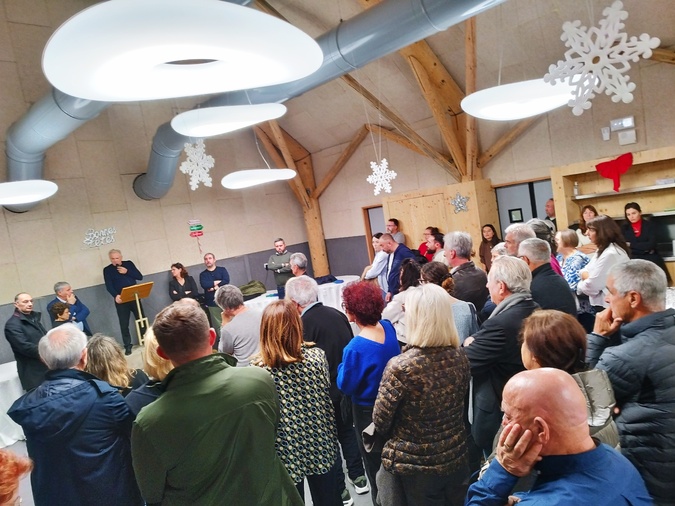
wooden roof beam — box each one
[341,74,462,181]
[313,125,368,199]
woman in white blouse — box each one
[577,215,630,311]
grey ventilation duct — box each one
[6,0,504,207]
[134,0,506,200]
[2,0,253,212]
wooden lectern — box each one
[120,282,153,346]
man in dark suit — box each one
[463,256,538,456]
[380,233,415,302]
[46,281,92,335]
[285,276,368,501]
[4,292,48,391]
[518,238,576,316]
[444,231,489,311]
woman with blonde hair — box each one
[85,334,148,397]
[125,327,174,416]
[374,283,470,506]
[251,300,342,506]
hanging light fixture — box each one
[221,168,297,189]
[42,0,323,101]
[461,78,578,121]
[171,104,287,138]
[0,180,58,206]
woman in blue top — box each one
[337,281,400,504]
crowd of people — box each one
[2,205,674,506]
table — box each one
[245,275,360,313]
[667,287,674,310]
[0,362,25,448]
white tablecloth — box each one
[0,362,25,448]
[667,287,674,310]
[244,275,360,313]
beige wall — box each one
[2,0,675,303]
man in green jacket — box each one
[131,302,302,506]
[266,238,293,299]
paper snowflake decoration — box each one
[179,138,214,190]
[544,0,660,116]
[366,158,397,196]
[450,192,469,213]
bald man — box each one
[466,368,651,505]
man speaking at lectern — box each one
[104,249,144,355]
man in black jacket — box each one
[463,256,538,456]
[518,238,576,316]
[285,276,368,502]
[444,231,489,311]
[4,292,48,391]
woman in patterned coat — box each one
[373,283,471,506]
[251,300,342,506]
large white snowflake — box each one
[544,0,660,116]
[179,138,214,190]
[366,158,396,196]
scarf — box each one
[489,291,533,320]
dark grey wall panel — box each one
[1,237,366,364]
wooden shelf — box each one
[572,182,675,201]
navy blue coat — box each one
[8,369,143,506]
[386,244,416,297]
[4,310,49,390]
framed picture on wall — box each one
[509,208,523,223]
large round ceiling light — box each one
[171,104,287,137]
[42,0,323,102]
[461,78,577,121]
[0,180,58,206]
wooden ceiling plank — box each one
[464,17,480,181]
[313,125,368,199]
[341,74,462,181]
[477,116,543,168]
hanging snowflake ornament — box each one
[179,138,214,190]
[450,192,469,213]
[544,0,660,116]
[366,158,397,196]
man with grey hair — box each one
[503,223,536,257]
[46,281,92,335]
[289,252,309,277]
[8,324,142,505]
[586,259,675,503]
[527,218,563,274]
[463,256,538,456]
[214,284,262,366]
[444,231,488,311]
[518,238,576,315]
[285,276,368,501]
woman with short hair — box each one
[168,262,200,301]
[337,282,400,504]
[555,229,590,291]
[374,284,470,506]
[251,300,342,506]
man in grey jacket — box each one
[587,259,675,504]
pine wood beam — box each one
[253,126,308,208]
[649,47,675,65]
[366,124,425,156]
[464,17,480,181]
[477,116,543,168]
[313,126,368,199]
[341,74,461,181]
[407,55,467,177]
